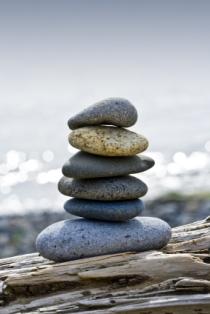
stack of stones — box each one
[36,98,171,262]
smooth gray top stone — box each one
[68,98,138,129]
[64,198,144,221]
[58,175,148,201]
[36,217,172,262]
[62,151,155,179]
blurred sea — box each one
[1,100,210,215]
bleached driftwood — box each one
[0,216,210,313]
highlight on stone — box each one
[36,97,171,262]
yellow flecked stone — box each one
[68,126,149,156]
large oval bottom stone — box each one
[36,217,171,262]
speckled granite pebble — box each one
[69,126,148,156]
[62,151,154,179]
[64,198,144,221]
[58,176,148,200]
[36,217,172,262]
[68,98,138,129]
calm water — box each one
[1,100,210,214]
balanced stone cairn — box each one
[36,98,171,262]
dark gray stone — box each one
[64,198,144,221]
[68,98,138,129]
[36,217,172,262]
[58,176,148,200]
[62,152,155,179]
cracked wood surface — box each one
[0,216,210,313]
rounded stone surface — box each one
[64,198,144,221]
[36,217,172,262]
[58,176,148,200]
[62,151,155,179]
[68,98,138,129]
[69,126,149,156]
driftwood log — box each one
[0,216,210,313]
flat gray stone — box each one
[69,126,149,157]
[64,199,144,221]
[62,152,155,179]
[36,217,172,262]
[58,176,148,200]
[68,98,138,129]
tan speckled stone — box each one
[68,126,149,156]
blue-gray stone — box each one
[36,217,172,262]
[68,98,138,129]
[64,199,144,221]
[62,151,155,179]
[58,176,148,200]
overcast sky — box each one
[0,0,210,107]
